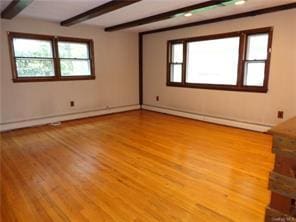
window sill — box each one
[167,82,268,93]
[12,76,96,83]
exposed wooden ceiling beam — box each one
[104,0,232,32]
[1,0,33,19]
[61,0,142,27]
[140,2,296,35]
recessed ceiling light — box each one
[235,0,246,5]
[184,12,193,17]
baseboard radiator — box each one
[142,104,272,132]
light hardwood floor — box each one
[1,110,274,222]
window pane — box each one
[58,42,89,59]
[16,58,55,77]
[171,44,183,63]
[246,34,269,60]
[60,59,91,76]
[170,64,182,82]
[13,38,53,57]
[186,37,239,85]
[244,62,265,86]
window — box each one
[58,40,92,77]
[13,38,55,78]
[169,43,183,83]
[186,37,240,85]
[167,27,273,92]
[244,33,269,86]
[8,32,95,82]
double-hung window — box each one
[169,42,184,83]
[8,32,95,82]
[167,27,273,92]
[11,35,55,79]
[58,39,93,78]
[244,32,270,87]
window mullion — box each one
[182,41,187,85]
[88,41,95,79]
[52,38,61,79]
[237,32,247,87]
[263,29,273,88]
[167,42,172,84]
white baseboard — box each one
[1,104,272,132]
[142,104,272,132]
[0,104,140,132]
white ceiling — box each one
[1,0,295,32]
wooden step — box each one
[269,172,296,199]
[265,207,296,222]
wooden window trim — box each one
[8,32,96,82]
[166,27,273,93]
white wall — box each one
[143,9,296,128]
[0,18,139,130]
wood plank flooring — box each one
[1,110,274,222]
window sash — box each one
[243,61,267,87]
[13,38,54,58]
[15,58,56,77]
[59,59,92,77]
[167,27,272,93]
[185,36,240,86]
[8,32,95,82]
[57,41,90,59]
[169,63,183,83]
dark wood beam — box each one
[141,2,296,35]
[61,0,142,27]
[1,0,33,19]
[105,0,232,32]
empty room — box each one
[1,0,296,221]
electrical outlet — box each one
[277,111,284,119]
[156,96,159,101]
[70,101,75,107]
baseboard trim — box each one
[0,104,140,132]
[142,104,272,132]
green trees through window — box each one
[13,38,54,77]
[9,32,95,82]
[58,42,91,76]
